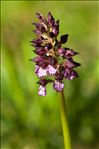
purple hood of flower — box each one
[30,12,80,96]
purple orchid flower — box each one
[30,12,80,96]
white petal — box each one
[35,65,47,77]
[53,81,64,92]
[38,85,46,96]
[47,65,57,75]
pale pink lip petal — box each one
[47,65,57,75]
[53,81,64,92]
[38,85,46,96]
[35,65,47,78]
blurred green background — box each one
[1,1,99,149]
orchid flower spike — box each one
[30,12,80,96]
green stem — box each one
[59,90,72,149]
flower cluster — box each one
[30,12,80,96]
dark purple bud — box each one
[31,38,42,47]
[55,72,64,81]
[60,34,69,44]
[47,12,55,26]
[38,78,54,86]
[64,68,71,78]
[36,56,50,68]
[49,32,55,38]
[38,78,48,86]
[40,36,45,40]
[34,47,47,56]
[36,59,48,68]
[32,56,43,63]
[33,56,48,68]
[39,25,46,33]
[64,48,79,58]
[50,57,57,65]
[33,22,46,33]
[52,20,59,36]
[41,63,49,69]
[67,70,78,80]
[65,58,81,68]
[55,40,61,48]
[46,43,52,50]
[66,60,75,68]
[65,50,79,57]
[36,12,45,22]
[33,30,41,36]
[32,22,38,26]
[73,61,81,67]
[59,65,65,76]
[52,25,59,36]
[41,26,46,33]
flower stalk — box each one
[60,90,71,149]
[30,12,80,149]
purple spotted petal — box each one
[53,81,64,92]
[35,65,47,77]
[47,65,57,75]
[38,85,46,96]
